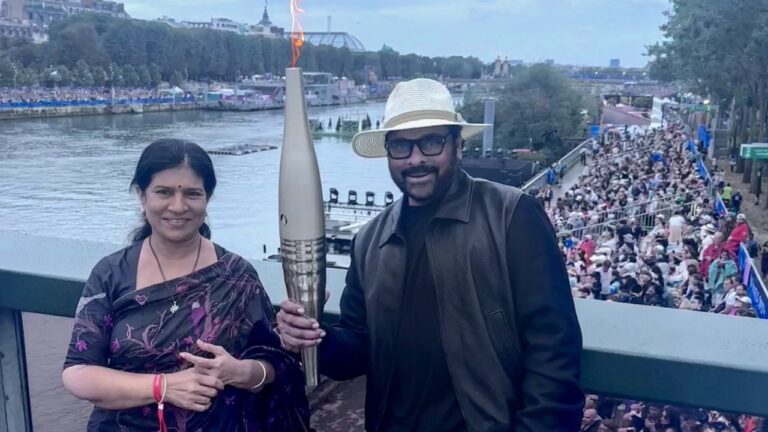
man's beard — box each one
[391,155,458,205]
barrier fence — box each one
[687,122,768,319]
[0,96,198,110]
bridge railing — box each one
[2,231,768,432]
[521,138,591,193]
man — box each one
[277,79,583,431]
[731,189,743,213]
[616,219,632,248]
[722,182,733,206]
[668,209,687,248]
[580,409,601,432]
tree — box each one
[148,63,162,87]
[121,65,140,87]
[170,70,184,87]
[0,13,489,87]
[73,60,94,87]
[41,65,72,87]
[17,67,38,86]
[378,45,401,79]
[136,64,151,87]
[647,0,768,196]
[91,65,107,87]
[0,58,15,87]
[45,21,108,68]
[460,64,590,161]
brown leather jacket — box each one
[319,170,584,431]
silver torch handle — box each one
[280,237,326,389]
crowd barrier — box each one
[0,97,197,110]
[688,126,768,319]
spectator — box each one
[723,214,750,256]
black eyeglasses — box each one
[384,133,452,160]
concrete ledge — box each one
[3,232,768,416]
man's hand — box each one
[275,299,326,353]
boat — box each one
[206,72,367,112]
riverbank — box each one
[0,102,202,121]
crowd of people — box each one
[0,87,194,107]
[540,121,765,431]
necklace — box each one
[148,235,202,314]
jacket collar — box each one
[378,169,474,248]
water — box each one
[0,102,392,431]
[1,103,392,257]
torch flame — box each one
[290,0,305,67]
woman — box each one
[707,250,738,306]
[62,139,309,431]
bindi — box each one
[177,185,183,189]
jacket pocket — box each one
[486,309,522,384]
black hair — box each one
[130,139,216,242]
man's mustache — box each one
[402,166,438,177]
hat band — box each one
[383,109,460,129]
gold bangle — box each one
[251,360,268,390]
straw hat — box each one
[351,79,491,158]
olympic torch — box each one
[279,66,326,389]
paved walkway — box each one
[311,377,366,431]
[551,159,585,201]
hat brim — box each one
[351,119,491,158]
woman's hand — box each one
[164,367,224,412]
[180,340,244,386]
[180,340,275,392]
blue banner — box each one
[715,195,727,216]
[697,125,710,150]
[0,97,193,110]
[747,270,768,319]
[590,125,601,138]
[739,246,768,319]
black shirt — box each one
[381,201,466,432]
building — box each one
[23,0,128,28]
[492,56,511,78]
[183,21,212,30]
[610,58,621,68]
[248,5,283,38]
[155,15,185,28]
[210,17,244,34]
[0,17,32,38]
[287,31,365,52]
[1,0,25,21]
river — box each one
[1,102,392,431]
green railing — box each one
[2,231,768,431]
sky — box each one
[122,0,670,68]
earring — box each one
[140,206,145,214]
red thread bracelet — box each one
[153,374,168,432]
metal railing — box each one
[557,200,700,240]
[560,188,707,226]
[521,138,591,193]
[2,233,768,432]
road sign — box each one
[740,143,768,160]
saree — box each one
[64,243,309,431]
